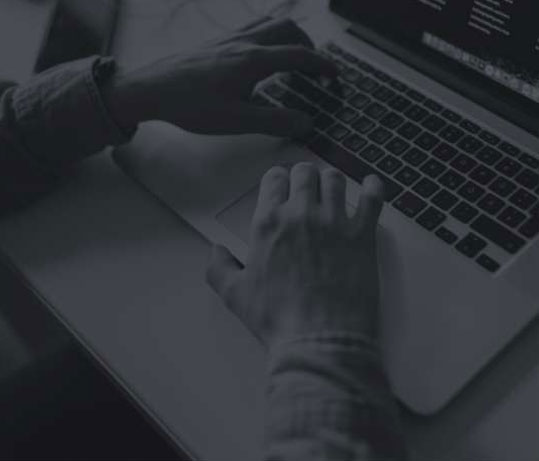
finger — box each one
[206,245,244,313]
[321,168,346,218]
[256,45,338,80]
[239,19,314,48]
[254,166,289,221]
[355,175,385,232]
[232,103,313,137]
[289,163,320,207]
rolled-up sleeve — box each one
[0,56,135,211]
[264,334,408,460]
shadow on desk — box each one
[0,253,187,460]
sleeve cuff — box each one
[11,56,136,169]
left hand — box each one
[104,19,337,137]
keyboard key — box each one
[420,158,446,178]
[365,102,388,120]
[499,206,527,228]
[470,165,496,185]
[360,144,385,163]
[476,146,503,166]
[403,147,428,167]
[388,79,407,92]
[349,93,371,110]
[499,141,520,157]
[478,130,500,145]
[341,67,363,84]
[439,169,466,190]
[458,182,485,203]
[343,134,368,152]
[439,125,465,143]
[413,177,440,198]
[377,155,403,174]
[320,95,343,113]
[432,189,459,211]
[417,207,446,231]
[372,86,396,102]
[432,143,458,162]
[314,113,334,130]
[456,233,487,258]
[458,136,484,154]
[340,83,356,99]
[422,115,446,133]
[386,137,410,156]
[476,254,501,273]
[397,122,422,140]
[374,70,390,82]
[519,153,539,170]
[415,132,440,151]
[451,202,479,224]
[407,89,426,102]
[496,158,522,178]
[520,214,539,239]
[282,92,318,115]
[342,51,358,64]
[424,99,443,112]
[285,74,327,102]
[489,176,517,198]
[513,170,537,195]
[356,77,379,93]
[357,60,374,73]
[393,191,427,217]
[509,189,537,211]
[395,166,421,186]
[471,214,525,254]
[328,124,350,141]
[451,154,478,174]
[460,119,481,134]
[436,226,458,244]
[380,112,404,129]
[404,104,429,122]
[388,95,412,112]
[307,135,403,201]
[368,127,393,145]
[441,109,462,123]
[477,193,505,215]
[335,107,359,124]
[352,116,376,134]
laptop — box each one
[114,1,539,415]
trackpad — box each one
[217,186,260,244]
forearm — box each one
[0,56,135,212]
[264,334,407,460]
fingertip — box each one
[363,175,385,200]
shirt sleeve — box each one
[264,333,408,460]
[0,56,135,211]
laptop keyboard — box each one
[254,42,539,273]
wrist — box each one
[101,67,148,129]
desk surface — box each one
[1,1,539,460]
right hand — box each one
[206,163,385,350]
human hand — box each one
[206,164,385,349]
[104,19,337,137]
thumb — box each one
[235,104,313,137]
[206,244,244,314]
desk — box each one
[1,1,539,460]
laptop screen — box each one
[331,0,539,132]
